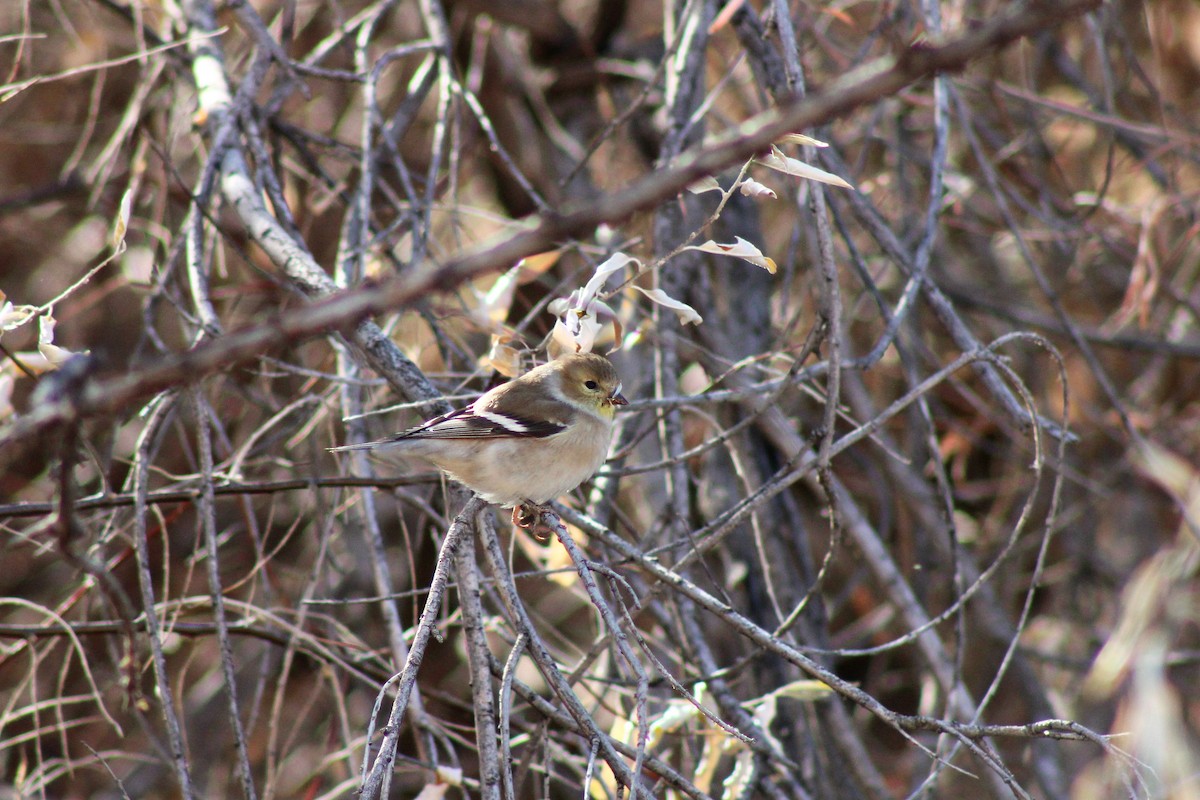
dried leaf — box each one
[551,308,607,356]
[694,734,723,793]
[10,351,56,375]
[0,372,14,421]
[570,310,604,353]
[1110,199,1166,330]
[409,764,463,800]
[112,188,133,248]
[747,692,786,759]
[412,783,449,800]
[480,266,521,325]
[708,0,747,33]
[579,252,639,308]
[722,750,755,800]
[548,317,580,359]
[687,175,723,194]
[647,695,703,745]
[757,144,854,189]
[606,315,624,355]
[1081,438,1199,700]
[771,679,835,701]
[0,292,37,334]
[776,133,829,148]
[1131,440,1200,520]
[435,766,463,787]
[633,286,703,325]
[738,679,834,766]
[120,245,156,286]
[37,315,85,368]
[549,255,634,354]
[478,254,565,329]
[737,178,776,200]
[517,249,563,278]
[38,314,57,346]
[682,236,777,274]
[820,6,855,25]
[1118,640,1199,794]
[486,335,522,377]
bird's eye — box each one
[585,380,599,390]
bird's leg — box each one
[513,502,556,543]
[513,502,540,529]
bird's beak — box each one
[608,385,628,407]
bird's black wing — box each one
[396,405,566,440]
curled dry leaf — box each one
[579,252,639,308]
[620,685,728,794]
[486,335,522,377]
[549,252,638,353]
[633,286,703,325]
[9,351,56,374]
[738,178,777,199]
[682,236,777,274]
[37,314,87,368]
[607,314,625,354]
[0,292,37,335]
[757,144,854,189]
[549,316,586,358]
[549,298,614,355]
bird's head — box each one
[556,353,628,418]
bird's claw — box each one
[513,502,555,543]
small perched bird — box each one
[332,353,627,526]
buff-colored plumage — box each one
[331,353,627,508]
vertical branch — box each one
[336,15,441,774]
[542,510,651,788]
[413,0,454,269]
[475,513,652,798]
[192,388,259,800]
[766,0,843,511]
[454,522,501,800]
[130,392,196,799]
[653,0,713,545]
[359,496,481,799]
[497,633,527,800]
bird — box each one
[331,353,627,528]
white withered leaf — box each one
[682,236,777,274]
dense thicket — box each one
[2,1,1198,798]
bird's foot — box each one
[513,502,556,543]
[512,503,537,528]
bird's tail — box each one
[328,442,379,452]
